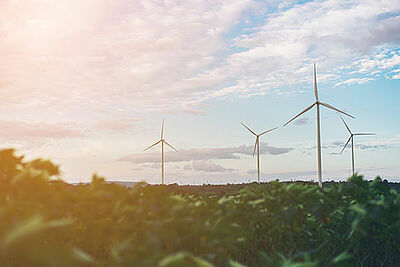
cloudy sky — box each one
[1,0,399,184]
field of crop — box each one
[0,148,399,266]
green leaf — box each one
[194,200,203,207]
[229,259,246,267]
[3,215,46,245]
[349,204,366,215]
[110,238,132,261]
[171,194,186,202]
[285,184,296,191]
[159,252,188,267]
[248,199,264,205]
[218,196,234,205]
[332,252,352,263]
[191,256,214,267]
[47,218,75,228]
[72,247,95,263]
[159,252,214,267]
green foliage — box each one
[159,252,214,267]
[0,149,399,266]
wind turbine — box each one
[339,117,374,176]
[283,63,355,187]
[144,119,177,185]
[241,122,278,183]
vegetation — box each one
[0,149,399,266]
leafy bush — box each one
[0,149,399,266]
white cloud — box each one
[390,68,400,78]
[348,49,400,75]
[335,77,374,86]
[0,0,253,112]
[180,106,206,116]
[0,0,399,115]
[94,119,140,132]
[201,0,400,98]
[0,120,84,148]
[247,169,257,174]
[294,117,310,125]
[192,160,236,173]
[392,73,400,79]
[119,142,294,164]
[183,164,192,170]
[0,120,83,141]
[328,140,391,152]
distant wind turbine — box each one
[283,63,355,187]
[144,119,177,185]
[241,122,278,183]
[339,117,375,176]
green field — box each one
[0,149,399,266]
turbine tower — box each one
[339,117,374,176]
[283,63,354,187]
[241,123,277,183]
[144,119,177,185]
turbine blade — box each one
[241,122,257,136]
[319,102,355,119]
[253,137,258,157]
[314,63,318,101]
[163,140,177,151]
[340,116,352,134]
[340,135,352,154]
[144,140,162,151]
[161,118,165,139]
[283,102,316,127]
[259,127,278,136]
[353,133,375,136]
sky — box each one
[1,0,399,184]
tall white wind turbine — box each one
[283,63,355,187]
[241,123,278,183]
[144,119,177,185]
[339,117,375,176]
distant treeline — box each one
[163,178,400,196]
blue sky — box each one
[0,0,399,183]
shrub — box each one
[0,149,398,266]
